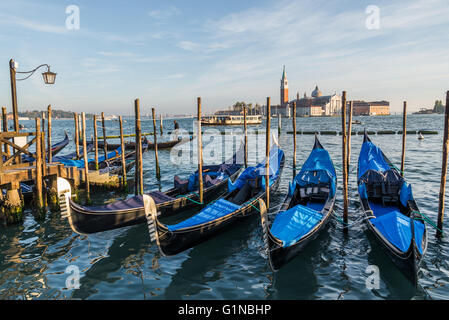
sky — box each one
[0,0,448,115]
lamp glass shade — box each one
[42,71,56,84]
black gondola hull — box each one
[267,202,334,271]
[155,158,284,256]
[67,170,240,234]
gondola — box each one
[357,131,427,285]
[259,135,337,271]
[95,135,193,151]
[57,147,244,234]
[145,142,285,257]
[57,146,123,169]
[22,131,70,162]
[52,139,94,162]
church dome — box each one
[311,85,322,98]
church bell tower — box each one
[280,65,288,106]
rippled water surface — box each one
[1,114,449,300]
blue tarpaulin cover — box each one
[371,209,425,254]
[167,199,241,231]
[400,182,414,207]
[58,147,122,168]
[270,204,323,247]
[228,145,283,192]
[288,147,336,198]
[358,141,391,180]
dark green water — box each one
[1,114,448,299]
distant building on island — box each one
[352,100,390,116]
[295,86,342,117]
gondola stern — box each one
[56,177,72,218]
[258,198,280,272]
[143,194,167,256]
[313,133,324,150]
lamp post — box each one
[9,59,57,132]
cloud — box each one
[148,6,181,20]
[0,13,68,34]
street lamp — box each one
[9,58,57,132]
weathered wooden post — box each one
[101,112,108,160]
[152,108,161,180]
[265,97,271,208]
[347,101,353,185]
[160,114,163,136]
[119,116,127,189]
[81,112,90,204]
[74,112,80,159]
[341,91,348,228]
[437,91,449,237]
[244,105,248,168]
[9,59,19,133]
[2,107,9,156]
[197,97,204,204]
[278,113,282,136]
[401,101,407,176]
[47,105,52,163]
[35,118,44,215]
[93,115,99,170]
[292,101,297,178]
[135,99,144,195]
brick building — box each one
[352,100,390,116]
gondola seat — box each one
[270,204,323,247]
[147,191,175,204]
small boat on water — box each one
[52,140,94,162]
[145,141,285,256]
[357,131,427,285]
[96,136,192,151]
[352,120,362,125]
[57,147,244,234]
[22,131,70,162]
[260,135,337,271]
[201,114,262,126]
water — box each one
[1,114,449,300]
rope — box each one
[249,202,260,213]
[411,210,443,234]
[332,212,372,227]
[175,193,203,205]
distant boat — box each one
[412,108,435,115]
[104,115,118,120]
[352,120,362,125]
[201,114,262,126]
[418,132,424,140]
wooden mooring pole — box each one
[135,99,144,195]
[74,112,80,159]
[292,101,297,178]
[341,91,348,229]
[265,97,271,209]
[244,105,248,168]
[278,113,282,137]
[347,101,353,185]
[101,112,108,160]
[81,112,90,204]
[160,114,163,136]
[152,108,161,181]
[93,115,99,170]
[47,105,52,163]
[401,101,407,176]
[437,91,449,237]
[197,97,204,204]
[35,118,44,214]
[119,116,127,189]
[2,107,9,156]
